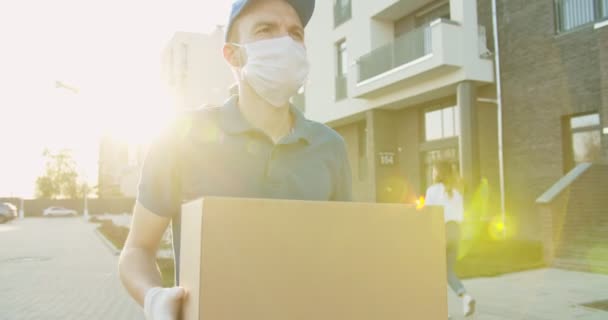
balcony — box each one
[358,25,431,82]
[335,74,348,101]
[352,19,494,99]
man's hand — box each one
[144,286,187,320]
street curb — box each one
[94,227,121,256]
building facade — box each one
[98,28,236,198]
[161,27,234,110]
[97,136,146,198]
[304,0,608,239]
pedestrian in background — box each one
[425,160,476,317]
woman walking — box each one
[425,160,476,317]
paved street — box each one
[447,267,608,319]
[1,218,608,320]
[0,218,143,320]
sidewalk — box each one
[448,268,608,319]
[0,218,144,320]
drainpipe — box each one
[492,0,506,235]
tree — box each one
[35,149,84,199]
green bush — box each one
[455,239,545,279]
[96,219,175,286]
[97,219,129,250]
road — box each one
[0,218,143,320]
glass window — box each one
[423,148,459,190]
[335,40,348,100]
[357,122,367,181]
[454,106,461,135]
[425,109,443,141]
[334,0,352,27]
[415,2,450,27]
[565,113,602,170]
[572,130,601,163]
[557,0,606,32]
[180,43,188,80]
[571,113,600,129]
[337,40,348,76]
[442,107,454,137]
[425,106,459,141]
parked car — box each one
[0,203,17,223]
[43,206,78,217]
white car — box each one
[43,206,78,217]
[0,203,17,223]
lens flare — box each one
[488,214,517,240]
[416,196,425,210]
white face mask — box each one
[233,36,309,108]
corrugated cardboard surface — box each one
[180,197,446,320]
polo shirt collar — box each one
[220,95,313,145]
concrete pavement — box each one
[448,268,608,319]
[0,218,144,320]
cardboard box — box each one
[179,197,446,320]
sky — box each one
[0,0,232,197]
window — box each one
[335,40,348,100]
[424,106,460,141]
[556,0,608,32]
[337,40,348,76]
[180,43,188,81]
[414,1,450,27]
[423,148,459,191]
[334,0,352,27]
[563,112,602,171]
[357,122,368,181]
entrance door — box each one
[423,148,459,192]
[421,104,461,191]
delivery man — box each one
[117,1,352,319]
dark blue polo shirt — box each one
[137,96,352,280]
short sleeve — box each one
[137,119,185,218]
[332,138,353,202]
[425,185,441,206]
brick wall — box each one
[495,0,607,238]
[599,26,608,160]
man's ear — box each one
[223,44,245,68]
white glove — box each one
[144,286,186,320]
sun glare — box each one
[0,0,232,197]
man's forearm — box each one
[118,247,164,306]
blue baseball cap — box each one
[225,0,315,42]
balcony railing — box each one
[335,74,348,100]
[334,0,352,27]
[357,25,431,83]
